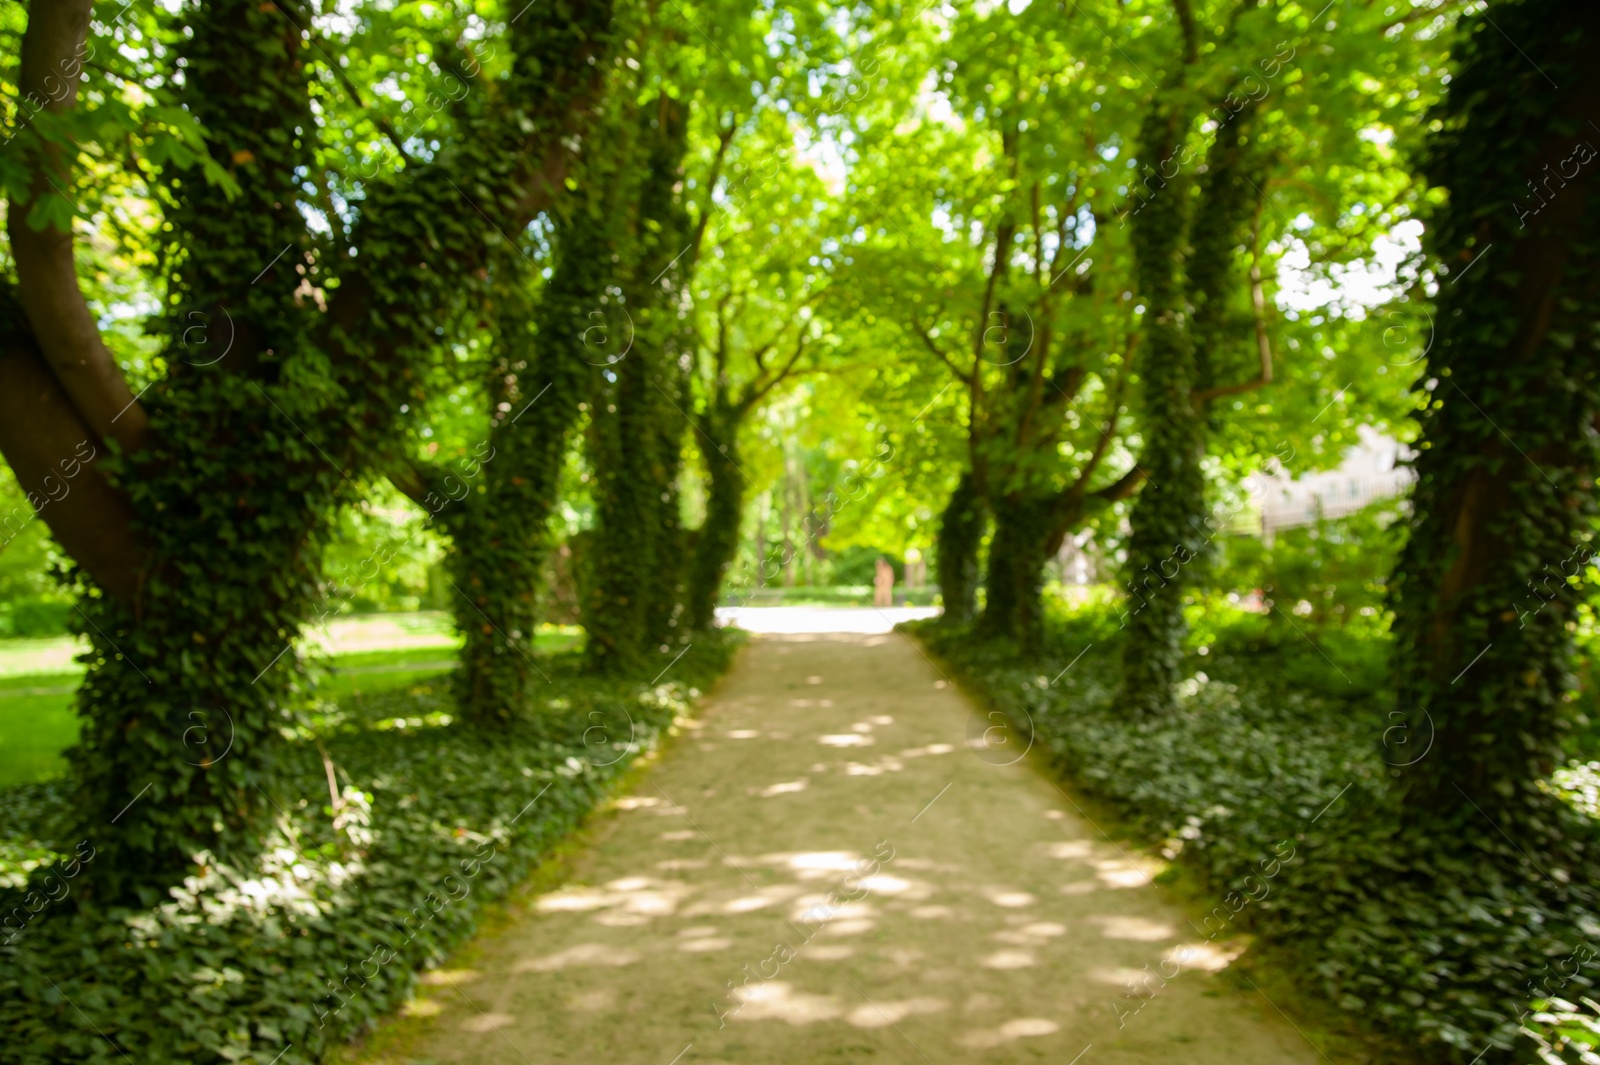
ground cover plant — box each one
[0,634,739,1064]
[913,594,1600,1062]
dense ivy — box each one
[53,0,618,896]
[1119,98,1208,717]
[0,636,741,1065]
[585,97,694,673]
[932,471,985,625]
[1390,0,1600,825]
[70,0,334,898]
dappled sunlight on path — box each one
[382,618,1322,1064]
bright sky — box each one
[1274,219,1426,316]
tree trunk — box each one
[687,413,745,631]
[979,493,1055,651]
[1390,0,1600,823]
[586,98,692,674]
[1119,103,1205,717]
[443,204,608,726]
[935,471,987,624]
[45,0,331,898]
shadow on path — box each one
[376,610,1324,1064]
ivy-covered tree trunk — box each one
[1187,115,1261,405]
[978,493,1056,649]
[935,471,986,624]
[0,0,616,895]
[1119,103,1206,718]
[642,328,693,650]
[687,406,745,631]
[57,0,332,897]
[586,97,692,674]
[1391,0,1600,822]
[441,201,613,726]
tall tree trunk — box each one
[979,493,1055,650]
[586,97,692,674]
[585,353,660,671]
[1119,102,1205,717]
[935,471,986,624]
[443,196,613,727]
[687,410,745,631]
[1391,0,1600,824]
[57,0,331,897]
[1119,102,1258,715]
[642,320,694,651]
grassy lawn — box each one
[0,617,581,787]
[0,672,81,788]
[727,584,942,606]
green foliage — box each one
[322,492,448,617]
[0,674,80,788]
[0,635,740,1065]
[1389,0,1600,819]
[29,0,621,897]
[1203,500,1405,632]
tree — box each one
[838,0,1152,647]
[0,0,617,893]
[584,94,696,672]
[1391,0,1600,823]
[1116,0,1446,714]
[681,121,836,626]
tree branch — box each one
[7,0,148,453]
[1031,182,1044,285]
[387,462,431,507]
[740,323,812,412]
[1090,463,1147,503]
[0,315,143,603]
[1060,331,1138,504]
[908,310,968,383]
[317,0,615,410]
[1172,0,1198,64]
[973,220,1014,365]
[690,118,738,262]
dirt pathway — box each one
[380,622,1325,1064]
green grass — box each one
[0,672,81,789]
[0,631,582,788]
[726,584,942,606]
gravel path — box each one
[369,622,1325,1064]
